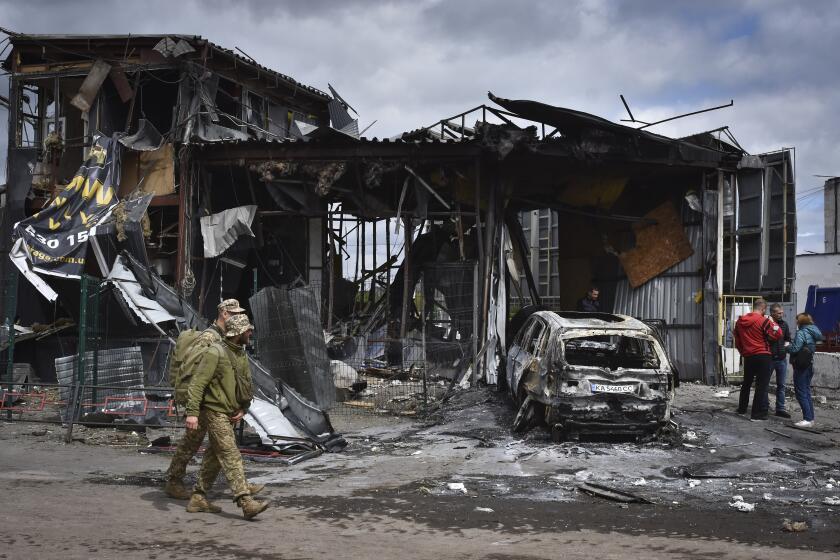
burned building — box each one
[1,33,332,319]
[1,31,795,424]
[515,127,796,382]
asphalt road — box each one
[1,383,839,559]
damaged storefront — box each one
[0,32,795,442]
[0,32,345,458]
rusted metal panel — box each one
[119,144,176,197]
[618,202,694,289]
[109,66,134,103]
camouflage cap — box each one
[225,313,254,338]
[217,298,245,313]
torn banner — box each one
[199,205,257,258]
[12,136,120,279]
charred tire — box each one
[550,424,567,442]
[512,395,546,434]
[512,396,536,433]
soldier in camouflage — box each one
[184,313,269,520]
[164,299,263,501]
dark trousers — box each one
[793,366,815,421]
[739,354,772,418]
[771,359,788,411]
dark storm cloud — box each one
[417,0,584,52]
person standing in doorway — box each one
[768,303,792,418]
[577,287,601,312]
[787,313,823,428]
[733,298,783,421]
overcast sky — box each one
[1,0,837,252]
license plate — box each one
[590,383,636,394]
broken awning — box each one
[107,255,176,325]
[9,238,58,302]
[199,205,257,258]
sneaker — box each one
[795,420,815,428]
[775,410,791,419]
[164,479,192,500]
[239,496,269,520]
[186,493,222,513]
[736,409,747,415]
[749,415,768,422]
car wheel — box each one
[512,395,546,433]
[512,396,536,433]
[550,424,567,442]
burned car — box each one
[506,311,677,440]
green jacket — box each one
[185,338,252,416]
[196,324,224,346]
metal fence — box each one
[326,262,477,418]
[0,274,183,439]
[1,381,179,427]
[718,294,762,384]
[1,271,19,418]
[2,262,479,429]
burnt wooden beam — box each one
[195,142,481,162]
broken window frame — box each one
[14,78,62,149]
[290,108,319,131]
[214,76,246,132]
[267,101,289,139]
[521,317,547,355]
[559,332,664,371]
[243,88,269,138]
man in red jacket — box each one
[734,298,783,420]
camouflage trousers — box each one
[193,410,250,502]
[165,415,207,482]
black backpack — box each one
[791,330,814,369]
[792,347,813,369]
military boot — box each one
[239,496,269,520]
[248,483,265,496]
[186,493,222,513]
[164,479,191,500]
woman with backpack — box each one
[787,313,823,428]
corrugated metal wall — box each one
[55,347,146,410]
[251,286,335,408]
[614,223,704,380]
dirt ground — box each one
[1,383,840,560]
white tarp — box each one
[244,397,314,448]
[721,347,742,379]
[107,256,176,325]
[331,360,359,389]
[199,205,257,258]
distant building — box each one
[824,177,840,253]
